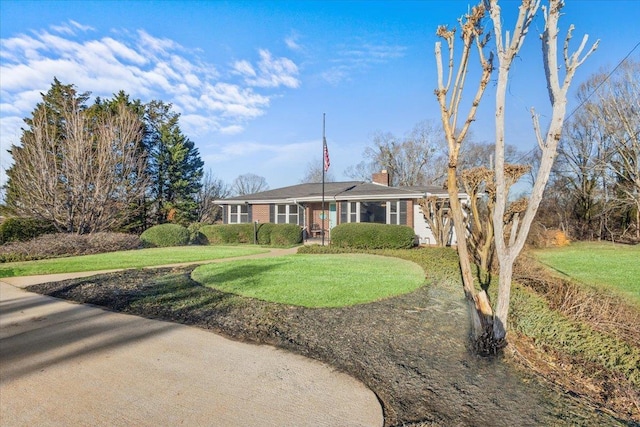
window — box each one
[389,201,398,224]
[360,201,386,224]
[275,204,299,224]
[229,204,249,223]
[288,204,299,224]
[349,202,358,223]
[387,201,408,225]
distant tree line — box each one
[536,59,639,242]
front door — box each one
[329,203,337,230]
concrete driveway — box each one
[0,273,383,426]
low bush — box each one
[200,224,254,244]
[0,232,141,262]
[140,224,190,247]
[330,223,416,249]
[0,217,56,244]
[269,223,302,246]
[201,223,301,246]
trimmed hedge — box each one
[270,223,303,245]
[330,223,416,249]
[256,223,276,245]
[200,223,302,246]
[200,224,255,244]
[0,217,56,244]
[140,224,190,247]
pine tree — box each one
[144,101,204,225]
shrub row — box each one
[0,217,56,244]
[140,223,191,247]
[330,223,416,249]
[0,232,142,263]
[199,223,302,246]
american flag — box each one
[323,137,330,172]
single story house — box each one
[214,171,468,245]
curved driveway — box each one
[0,250,383,426]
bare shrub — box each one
[514,255,639,347]
[0,232,141,262]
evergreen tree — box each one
[90,91,150,233]
[144,101,204,225]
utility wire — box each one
[514,40,640,164]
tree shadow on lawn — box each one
[27,266,627,427]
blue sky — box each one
[1,1,639,190]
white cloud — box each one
[320,41,407,85]
[205,140,316,164]
[285,32,303,52]
[219,124,244,135]
[0,23,302,187]
[136,30,180,56]
[234,49,300,89]
[232,60,256,77]
[50,20,95,36]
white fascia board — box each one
[214,199,291,205]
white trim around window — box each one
[229,204,249,223]
[276,204,299,224]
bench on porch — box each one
[309,223,327,238]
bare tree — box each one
[556,107,607,239]
[352,120,446,186]
[461,167,495,286]
[344,160,377,182]
[7,99,148,233]
[588,59,640,240]
[418,196,453,247]
[459,140,522,170]
[300,158,336,183]
[434,2,494,347]
[196,170,230,223]
[487,0,598,341]
[232,173,269,195]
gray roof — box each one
[216,181,453,204]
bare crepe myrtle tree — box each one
[486,0,598,341]
[418,196,453,247]
[434,2,494,347]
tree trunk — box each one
[448,166,489,342]
[493,253,514,340]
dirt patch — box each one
[26,262,632,427]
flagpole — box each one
[321,113,326,246]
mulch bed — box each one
[28,266,627,426]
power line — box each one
[514,40,640,164]
[565,40,640,122]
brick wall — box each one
[406,199,414,228]
[252,204,270,223]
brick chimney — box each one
[372,170,390,186]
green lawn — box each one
[532,242,640,305]
[0,246,269,278]
[192,253,426,307]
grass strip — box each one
[532,242,640,305]
[0,246,269,278]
